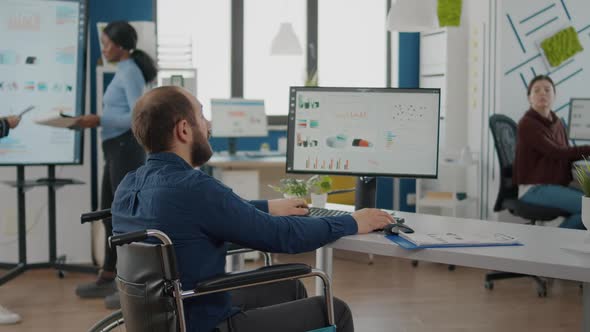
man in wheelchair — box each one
[111,86,394,331]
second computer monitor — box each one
[568,98,590,140]
[210,98,268,138]
[286,87,441,178]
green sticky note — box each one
[541,26,584,67]
[438,0,462,27]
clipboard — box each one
[386,234,523,250]
[34,111,80,128]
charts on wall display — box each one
[0,0,86,165]
[286,87,441,178]
[210,99,268,137]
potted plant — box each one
[269,178,308,199]
[307,175,333,208]
[573,158,590,230]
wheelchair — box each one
[83,210,336,332]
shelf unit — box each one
[416,155,480,219]
[417,24,478,219]
[419,27,468,153]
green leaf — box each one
[269,178,308,197]
[574,157,590,197]
[307,175,333,194]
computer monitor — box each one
[286,86,441,208]
[567,98,590,140]
[210,98,268,154]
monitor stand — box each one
[354,176,376,210]
[228,137,237,156]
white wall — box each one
[466,0,590,221]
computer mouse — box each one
[383,223,414,236]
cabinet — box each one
[419,27,468,152]
[417,25,480,219]
[92,65,116,267]
[416,152,480,219]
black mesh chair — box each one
[84,211,335,332]
[487,114,570,297]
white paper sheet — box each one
[34,112,79,128]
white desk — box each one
[207,154,286,169]
[206,154,296,201]
[316,203,590,331]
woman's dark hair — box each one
[103,21,157,83]
[527,75,555,96]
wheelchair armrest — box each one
[81,209,112,224]
[195,263,311,293]
[110,230,148,247]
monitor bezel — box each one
[567,98,590,141]
[286,86,441,179]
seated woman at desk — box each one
[513,75,590,229]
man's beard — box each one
[190,129,213,167]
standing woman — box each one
[0,116,22,325]
[74,21,157,307]
[513,75,590,230]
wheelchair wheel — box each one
[87,310,125,332]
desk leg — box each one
[584,282,590,332]
[315,247,333,296]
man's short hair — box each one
[132,86,197,153]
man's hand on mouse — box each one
[352,209,394,234]
[268,198,309,216]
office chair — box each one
[84,212,336,332]
[487,114,570,297]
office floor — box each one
[0,251,582,332]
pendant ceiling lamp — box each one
[386,0,438,32]
[270,22,303,55]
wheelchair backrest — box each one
[116,242,180,332]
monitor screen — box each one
[286,87,441,178]
[210,98,268,137]
[568,98,590,140]
[0,0,86,165]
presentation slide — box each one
[0,0,85,165]
[287,87,441,178]
[210,99,268,137]
[568,99,590,140]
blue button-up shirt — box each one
[111,152,357,332]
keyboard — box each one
[308,207,352,217]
